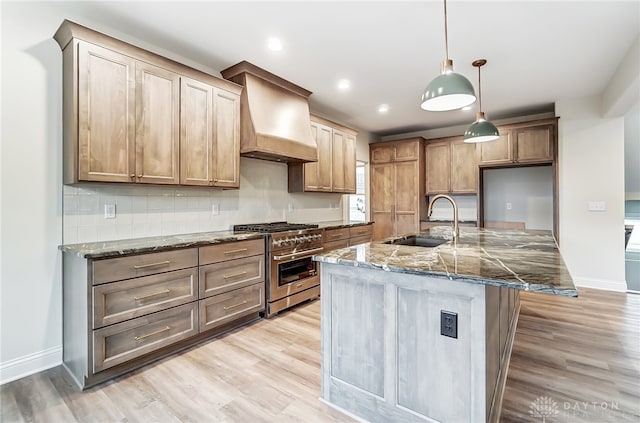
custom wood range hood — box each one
[221,61,317,163]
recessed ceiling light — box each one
[337,79,351,91]
[267,37,283,52]
[462,106,473,111]
[378,104,389,113]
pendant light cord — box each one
[443,0,449,60]
[477,66,482,111]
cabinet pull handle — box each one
[223,300,248,310]
[134,289,171,301]
[223,271,247,279]
[133,260,171,269]
[130,173,136,178]
[134,326,170,341]
[330,234,343,238]
[223,248,248,255]
[295,283,303,288]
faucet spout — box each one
[427,194,459,239]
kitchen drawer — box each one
[93,302,198,373]
[199,239,264,265]
[349,225,372,238]
[199,255,264,299]
[349,235,372,247]
[92,248,198,285]
[199,283,264,332]
[324,227,350,242]
[324,239,349,252]
[93,268,198,329]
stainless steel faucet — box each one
[427,194,459,239]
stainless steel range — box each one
[233,222,323,317]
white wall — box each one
[483,166,553,230]
[0,1,344,384]
[624,103,640,199]
[557,96,626,291]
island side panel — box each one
[62,253,89,389]
[320,262,488,422]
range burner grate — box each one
[233,221,319,233]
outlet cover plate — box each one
[441,310,458,339]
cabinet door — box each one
[212,88,240,188]
[77,42,135,182]
[135,62,180,184]
[425,141,451,194]
[394,140,420,161]
[478,130,512,165]
[180,77,214,186]
[450,139,478,193]
[395,161,420,236]
[371,164,394,240]
[303,122,321,191]
[316,123,333,191]
[343,133,357,193]
[515,125,553,163]
[332,130,346,191]
[370,145,393,164]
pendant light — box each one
[464,59,500,143]
[421,0,476,111]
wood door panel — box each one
[180,77,213,186]
[343,133,357,193]
[394,162,418,213]
[213,88,240,187]
[303,122,321,190]
[515,126,552,163]
[426,141,451,193]
[317,123,333,191]
[135,62,180,184]
[370,145,393,164]
[332,131,346,191]
[450,140,477,193]
[394,141,420,161]
[78,42,135,182]
[478,131,512,165]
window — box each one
[348,162,366,222]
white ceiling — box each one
[51,1,639,137]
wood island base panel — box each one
[313,226,576,423]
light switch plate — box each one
[588,201,606,211]
[104,204,116,219]
[212,203,220,215]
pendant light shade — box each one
[464,59,500,143]
[421,0,476,112]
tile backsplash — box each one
[62,158,344,244]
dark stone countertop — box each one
[59,231,265,259]
[313,226,577,297]
[314,220,373,229]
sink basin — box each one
[383,235,449,248]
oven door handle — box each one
[272,247,324,261]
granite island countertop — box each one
[313,220,373,229]
[59,230,265,259]
[313,226,577,296]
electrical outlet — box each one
[212,203,220,215]
[588,201,606,211]
[288,203,294,213]
[104,204,116,219]
[506,202,512,210]
[441,310,458,339]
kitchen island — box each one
[313,226,576,423]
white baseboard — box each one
[574,277,628,292]
[0,346,62,385]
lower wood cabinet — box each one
[62,238,265,389]
[323,224,373,252]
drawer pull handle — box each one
[330,234,343,238]
[296,283,303,288]
[223,271,248,279]
[223,300,248,310]
[133,260,171,269]
[134,326,170,341]
[134,289,171,301]
[223,248,248,255]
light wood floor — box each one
[2,288,639,422]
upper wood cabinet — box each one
[425,137,478,194]
[369,138,427,240]
[55,20,242,187]
[180,78,240,188]
[477,119,556,166]
[288,115,357,193]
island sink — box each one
[383,235,449,248]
